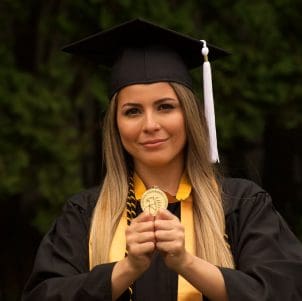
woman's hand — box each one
[154,209,191,272]
[154,209,228,301]
[125,212,156,274]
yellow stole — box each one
[109,174,202,300]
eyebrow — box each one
[121,97,178,108]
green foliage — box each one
[187,1,302,146]
[0,66,82,231]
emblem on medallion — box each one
[140,187,168,215]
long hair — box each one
[89,82,234,269]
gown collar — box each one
[134,172,192,201]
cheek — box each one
[177,128,187,148]
[117,120,139,147]
[171,115,186,142]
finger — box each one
[133,211,155,223]
[129,220,155,233]
[156,240,183,254]
[131,231,156,244]
[155,209,179,221]
[127,241,155,256]
[155,228,184,242]
[154,213,182,232]
[155,229,174,242]
[154,219,179,231]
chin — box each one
[139,157,176,168]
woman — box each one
[23,19,302,301]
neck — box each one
[134,160,184,196]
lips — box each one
[141,138,168,147]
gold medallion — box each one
[140,187,168,216]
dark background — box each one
[0,1,301,300]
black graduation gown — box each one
[22,178,302,300]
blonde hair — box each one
[89,82,234,269]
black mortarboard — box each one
[62,18,228,98]
[62,18,229,163]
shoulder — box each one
[222,177,265,197]
[221,178,270,216]
[64,186,101,217]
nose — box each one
[142,111,161,132]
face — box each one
[116,82,186,170]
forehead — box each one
[117,82,178,105]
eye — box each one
[158,103,175,111]
[124,107,141,116]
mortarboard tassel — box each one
[201,40,219,163]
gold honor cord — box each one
[126,174,137,301]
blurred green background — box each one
[0,0,301,300]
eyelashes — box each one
[123,103,176,117]
[158,103,175,111]
[124,107,140,116]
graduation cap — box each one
[62,18,229,163]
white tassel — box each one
[201,40,219,163]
